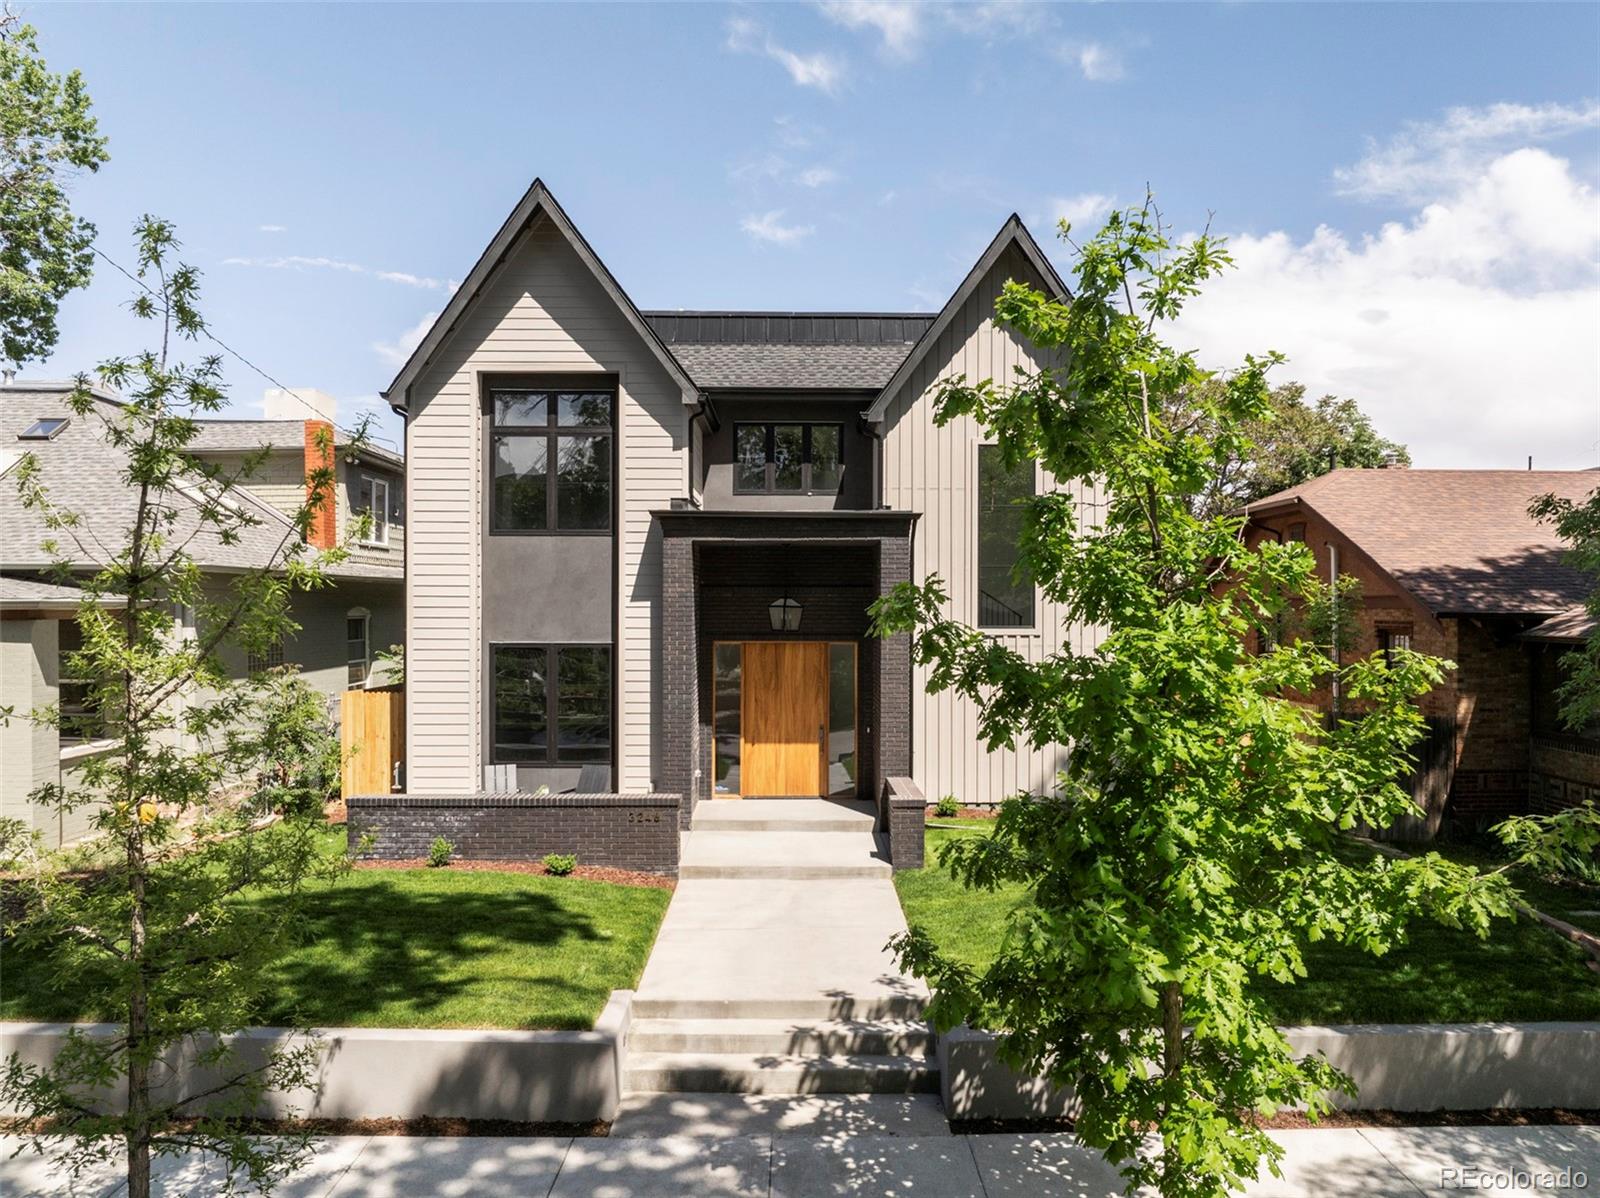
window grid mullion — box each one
[546,645,559,765]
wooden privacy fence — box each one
[342,685,404,798]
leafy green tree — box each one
[1530,486,1600,734]
[1,11,109,366]
[872,199,1526,1198]
[0,218,373,1198]
[1191,382,1410,519]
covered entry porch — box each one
[656,510,918,828]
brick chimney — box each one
[304,418,337,549]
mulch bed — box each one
[352,857,675,891]
[954,1108,1600,1135]
[1,1115,610,1138]
[928,807,999,821]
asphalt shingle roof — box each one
[1246,468,1598,616]
[190,419,405,469]
[1,388,398,582]
[0,575,123,608]
[668,342,914,391]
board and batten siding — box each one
[879,242,1105,806]
[404,214,685,794]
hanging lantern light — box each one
[768,596,802,632]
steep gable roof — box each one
[381,179,699,410]
[1245,468,1598,617]
[865,215,1069,422]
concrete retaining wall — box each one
[939,1021,1600,1121]
[347,792,680,874]
[0,991,634,1124]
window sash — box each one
[358,476,389,545]
[730,423,844,495]
[346,616,369,686]
[58,622,105,743]
[488,386,614,533]
[976,445,1036,630]
[491,644,612,765]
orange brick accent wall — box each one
[304,419,336,550]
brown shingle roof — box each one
[1246,469,1598,616]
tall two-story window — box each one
[357,476,389,545]
[491,645,612,764]
[734,423,842,495]
[976,445,1035,629]
[490,387,613,531]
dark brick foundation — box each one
[347,793,681,874]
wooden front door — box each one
[741,641,827,797]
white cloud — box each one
[223,255,448,291]
[1062,41,1125,82]
[258,224,287,233]
[1334,100,1600,203]
[797,166,840,188]
[1172,143,1600,469]
[943,0,1054,39]
[818,1,922,58]
[879,189,897,206]
[726,16,843,93]
[1049,192,1116,231]
[740,210,815,246]
[371,311,439,368]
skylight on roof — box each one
[18,416,68,440]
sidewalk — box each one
[6,1123,1598,1196]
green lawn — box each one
[893,820,1600,1025]
[1,828,671,1031]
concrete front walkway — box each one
[627,798,932,1094]
[7,1124,1599,1196]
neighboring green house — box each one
[0,378,405,848]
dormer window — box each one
[734,423,842,495]
[18,417,68,440]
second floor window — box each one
[977,445,1035,629]
[358,476,390,545]
[490,386,613,532]
[734,423,842,495]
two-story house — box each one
[356,179,1102,871]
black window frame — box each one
[731,422,844,495]
[976,443,1037,631]
[485,378,615,536]
[489,643,613,766]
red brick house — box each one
[1243,468,1598,837]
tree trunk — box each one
[1160,981,1183,1078]
[126,817,150,1198]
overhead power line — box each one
[89,245,402,453]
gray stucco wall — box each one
[697,397,874,511]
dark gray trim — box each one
[866,215,1069,423]
[382,179,698,408]
[644,312,934,346]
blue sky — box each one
[24,2,1600,466]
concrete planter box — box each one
[939,1021,1600,1121]
[0,991,634,1124]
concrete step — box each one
[692,798,879,834]
[630,1017,932,1056]
[633,992,929,1022]
[678,830,890,880]
[624,1051,939,1096]
[609,1092,953,1138]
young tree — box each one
[1,9,109,366]
[1530,486,1600,734]
[872,199,1526,1198]
[1,217,370,1197]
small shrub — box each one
[933,795,960,818]
[543,852,577,877]
[426,837,454,868]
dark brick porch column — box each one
[876,533,913,792]
[661,530,699,829]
